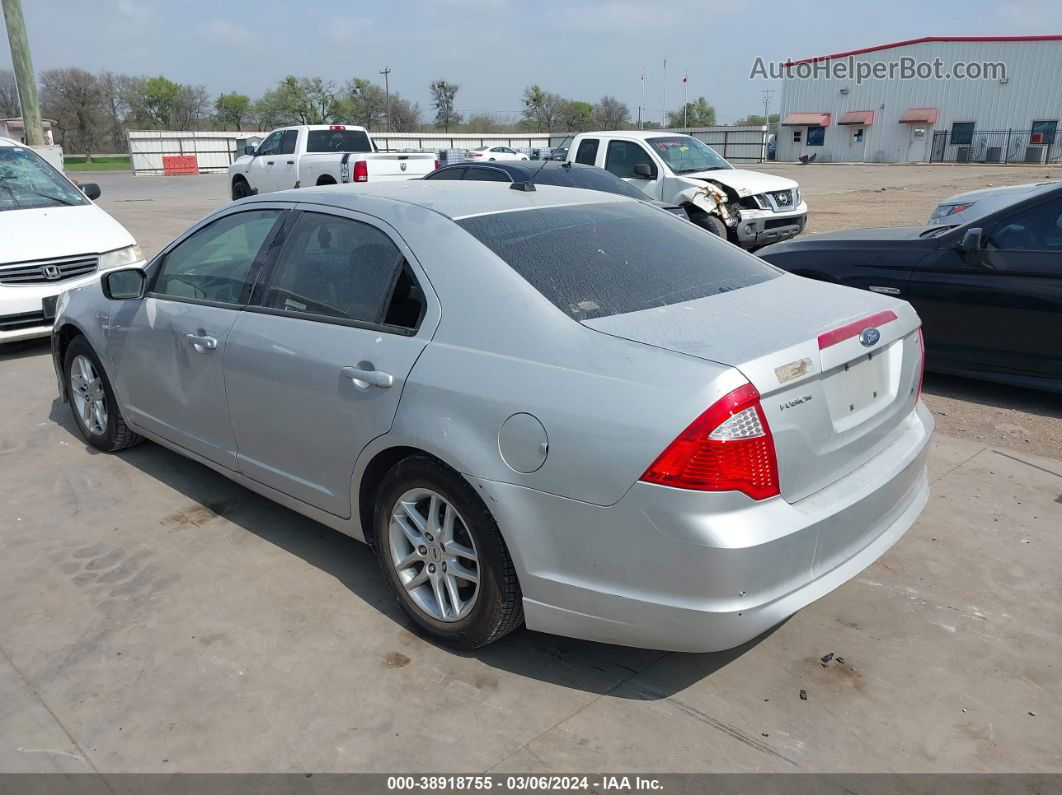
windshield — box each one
[457,201,776,320]
[648,136,732,174]
[0,146,89,211]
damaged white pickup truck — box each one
[567,131,806,249]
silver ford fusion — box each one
[51,182,932,652]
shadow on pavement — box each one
[922,371,1062,419]
[47,398,769,700]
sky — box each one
[3,0,1061,124]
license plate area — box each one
[42,295,58,320]
[822,343,899,432]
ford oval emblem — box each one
[859,327,881,347]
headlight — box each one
[99,244,143,270]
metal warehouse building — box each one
[776,36,1062,164]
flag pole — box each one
[683,68,688,127]
[639,66,645,129]
[662,57,668,126]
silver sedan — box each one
[51,182,933,652]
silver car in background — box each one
[928,179,1061,225]
[52,183,932,652]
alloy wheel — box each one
[70,354,108,436]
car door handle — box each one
[868,285,902,295]
[341,365,393,388]
[266,160,274,165]
[185,333,217,350]
[286,160,295,164]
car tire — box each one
[374,455,523,649]
[64,336,143,452]
[691,212,728,238]
[231,177,252,201]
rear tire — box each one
[64,336,143,452]
[316,176,337,186]
[374,455,523,649]
[231,177,252,201]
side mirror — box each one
[102,268,146,300]
[244,145,257,156]
[961,227,984,251]
[633,163,655,179]
[81,182,102,200]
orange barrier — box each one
[162,155,199,176]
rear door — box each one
[112,207,287,468]
[223,207,438,517]
[906,194,1062,379]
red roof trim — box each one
[785,35,1062,67]
[818,310,898,350]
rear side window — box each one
[425,167,465,180]
[575,139,598,165]
[262,212,404,325]
[306,129,372,153]
[457,202,777,320]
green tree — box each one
[561,100,594,132]
[666,96,717,128]
[733,113,779,127]
[592,95,630,129]
[215,92,251,131]
[522,85,564,132]
[429,79,461,131]
[142,75,182,127]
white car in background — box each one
[468,146,529,162]
[0,137,143,345]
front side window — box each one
[987,196,1062,254]
[276,130,299,155]
[604,140,655,179]
[154,209,283,304]
[256,131,282,156]
[0,146,90,211]
[647,135,731,173]
[262,212,406,325]
[457,201,777,321]
[951,122,975,146]
[806,127,825,146]
[575,138,599,165]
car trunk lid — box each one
[582,274,924,503]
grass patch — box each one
[64,155,131,172]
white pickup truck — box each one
[228,124,438,200]
[566,131,807,249]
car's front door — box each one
[247,131,282,192]
[272,129,300,190]
[223,208,438,517]
[907,194,1062,379]
[111,207,288,467]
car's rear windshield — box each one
[306,129,372,153]
[457,202,778,320]
[534,165,648,200]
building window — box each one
[853,128,865,142]
[951,122,975,146]
[792,129,802,143]
[1031,120,1058,146]
[807,127,825,147]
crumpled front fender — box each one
[677,183,736,226]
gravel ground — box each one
[757,163,1062,459]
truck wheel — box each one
[231,177,252,200]
[316,176,337,186]
[692,212,728,238]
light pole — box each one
[1,0,43,145]
[379,66,392,131]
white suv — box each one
[0,138,143,345]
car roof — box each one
[579,130,688,139]
[436,161,600,177]
[942,180,1061,204]
[243,180,629,220]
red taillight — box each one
[352,160,368,182]
[330,125,347,130]
[916,326,926,401]
[640,383,780,500]
[434,159,441,171]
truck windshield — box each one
[648,136,732,174]
[0,146,88,211]
[306,129,372,153]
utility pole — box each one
[638,66,645,130]
[662,57,667,127]
[2,0,43,145]
[761,88,775,128]
[379,66,391,132]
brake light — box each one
[434,159,441,171]
[330,125,347,130]
[352,160,368,182]
[640,383,780,500]
[916,326,926,401]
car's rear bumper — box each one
[472,402,933,652]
